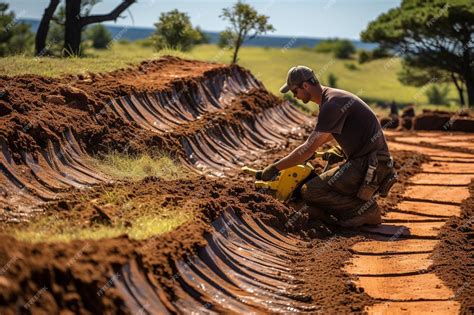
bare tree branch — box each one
[80,0,135,27]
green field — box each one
[0,42,462,111]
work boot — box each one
[337,203,382,227]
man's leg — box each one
[301,157,380,225]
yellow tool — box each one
[241,163,314,202]
[242,146,346,203]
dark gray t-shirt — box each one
[314,87,390,159]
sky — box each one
[6,0,401,40]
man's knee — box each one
[301,176,330,204]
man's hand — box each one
[260,164,280,181]
[274,131,333,171]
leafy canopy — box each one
[219,1,274,63]
[153,9,202,51]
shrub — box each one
[358,50,371,64]
[152,9,202,51]
[328,73,338,88]
[315,38,355,59]
[371,46,392,59]
[87,24,112,49]
[425,85,449,105]
[345,63,359,71]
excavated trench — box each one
[0,57,473,313]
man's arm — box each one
[274,131,333,170]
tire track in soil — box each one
[344,134,474,314]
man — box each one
[261,65,396,227]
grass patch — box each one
[92,151,192,181]
[9,211,191,243]
[6,185,193,243]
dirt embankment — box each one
[433,179,474,314]
[0,56,274,161]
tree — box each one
[219,1,275,64]
[398,62,466,105]
[152,9,202,51]
[36,0,135,56]
[87,24,112,49]
[45,4,66,55]
[315,39,355,59]
[0,3,34,56]
[64,0,135,56]
[361,0,474,107]
[35,0,60,55]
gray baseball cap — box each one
[279,65,316,93]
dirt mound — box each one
[413,113,451,130]
[400,117,413,130]
[0,56,264,159]
[380,116,399,129]
[413,109,474,132]
[401,106,415,118]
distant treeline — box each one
[21,18,377,50]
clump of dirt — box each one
[401,106,415,118]
[379,116,399,129]
[432,179,474,314]
[400,117,413,130]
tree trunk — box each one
[461,37,474,107]
[466,76,474,108]
[64,0,82,56]
[451,73,465,106]
[35,0,60,56]
[232,36,242,64]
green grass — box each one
[8,185,193,243]
[0,42,462,110]
[92,151,192,181]
[9,209,192,243]
[3,152,194,243]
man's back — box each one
[315,87,389,159]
